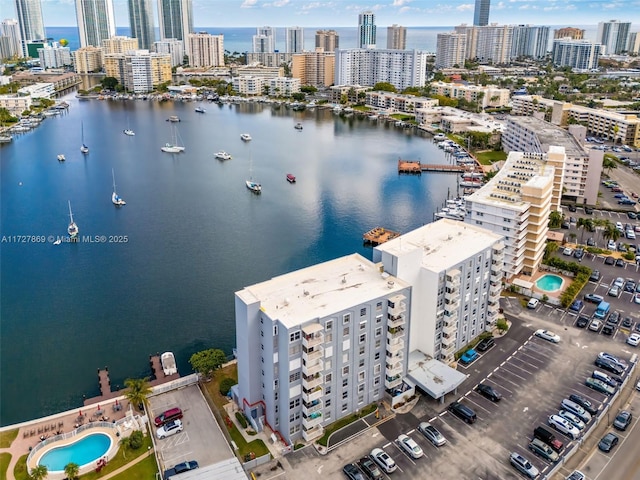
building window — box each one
[342,404,348,412]
[374,376,380,386]
[325,373,332,383]
[342,366,350,376]
[360,321,366,330]
[375,352,380,360]
[342,378,348,387]
[359,358,365,367]
[359,333,366,344]
[289,398,300,409]
[326,320,333,331]
[325,411,331,421]
[358,395,364,404]
[343,327,350,336]
[343,313,351,324]
[374,364,381,374]
[375,327,382,337]
[326,399,331,407]
[360,307,367,317]
[289,372,300,383]
[289,331,301,342]
[326,385,332,395]
[273,325,278,336]
[359,346,365,355]
[358,372,365,382]
[376,302,382,311]
[375,339,381,348]
[342,391,348,399]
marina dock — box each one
[363,227,401,246]
[397,159,467,174]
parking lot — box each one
[148,384,232,476]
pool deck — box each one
[530,270,570,301]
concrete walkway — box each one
[223,402,287,458]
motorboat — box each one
[246,180,262,193]
[195,106,206,113]
[123,129,135,136]
[111,169,126,206]
[240,133,252,141]
[167,115,180,122]
[215,151,232,160]
[67,201,78,238]
[160,352,178,376]
[57,154,65,162]
[287,173,296,183]
[294,123,303,130]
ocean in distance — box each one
[0,99,461,426]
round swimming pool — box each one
[38,432,112,472]
[536,274,563,292]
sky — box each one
[1,0,639,28]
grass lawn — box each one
[390,113,414,121]
[227,422,270,459]
[1,452,11,480]
[475,150,507,165]
[13,454,28,480]
[353,105,371,112]
[0,429,18,448]
[80,434,153,480]
[108,454,158,480]
[317,403,378,447]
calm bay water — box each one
[0,99,459,426]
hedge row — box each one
[545,257,591,276]
[560,272,591,308]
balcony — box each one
[302,385,323,403]
[441,334,455,348]
[302,324,324,349]
[444,290,459,303]
[385,374,402,390]
[302,345,323,363]
[388,296,406,317]
[444,302,459,316]
[386,360,403,377]
[302,358,324,377]
[302,372,322,389]
[302,411,323,429]
[441,342,455,357]
[443,322,457,336]
[302,398,323,416]
[489,284,502,297]
[446,278,460,291]
[386,338,404,354]
[387,326,405,340]
[302,424,323,442]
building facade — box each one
[365,91,438,113]
[152,38,184,67]
[628,32,640,55]
[553,27,585,40]
[1,19,22,59]
[0,94,32,114]
[386,25,406,50]
[551,39,601,71]
[38,44,71,68]
[435,33,467,69]
[234,254,411,445]
[454,24,514,64]
[253,26,275,53]
[186,32,223,68]
[104,50,171,93]
[17,81,54,98]
[75,0,116,48]
[158,0,192,42]
[315,30,339,52]
[510,25,549,60]
[245,52,291,67]
[335,49,428,91]
[291,51,335,87]
[358,11,376,49]
[430,81,510,108]
[473,0,490,27]
[73,46,103,73]
[597,20,631,55]
[15,0,45,56]
[102,36,138,54]
[128,0,155,50]
[286,26,304,53]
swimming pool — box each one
[536,274,563,292]
[38,432,112,472]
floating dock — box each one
[398,159,467,174]
[363,227,401,246]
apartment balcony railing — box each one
[302,345,323,363]
[302,358,324,377]
[302,398,323,416]
[441,334,455,348]
[385,374,402,390]
[386,338,405,354]
[302,372,322,389]
[388,300,406,317]
[387,326,405,340]
[444,290,459,303]
[387,313,405,329]
[443,322,457,336]
[302,424,323,442]
[302,411,323,429]
[302,385,323,403]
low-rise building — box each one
[236,64,284,79]
[37,44,71,69]
[11,71,82,93]
[152,39,184,67]
[0,94,32,114]
[17,82,54,99]
[244,52,292,68]
[365,91,437,113]
[430,81,510,109]
[329,85,369,104]
[73,46,103,74]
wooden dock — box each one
[363,227,401,246]
[398,159,466,174]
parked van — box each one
[154,407,183,427]
[594,301,611,319]
[560,399,592,423]
[448,401,477,424]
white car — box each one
[397,434,423,459]
[558,410,586,430]
[527,298,539,309]
[156,419,183,439]
[535,329,561,343]
[614,277,625,288]
[628,333,640,347]
[563,247,574,256]
[548,415,580,440]
[589,319,602,332]
[370,448,397,473]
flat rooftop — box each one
[374,219,504,272]
[236,253,409,329]
[507,116,586,158]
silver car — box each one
[417,421,447,447]
[558,410,585,431]
[397,434,423,459]
[370,448,397,473]
[510,452,539,479]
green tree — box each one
[300,85,317,94]
[603,222,621,246]
[64,463,79,480]
[189,348,227,378]
[576,217,594,244]
[496,318,509,334]
[291,92,306,101]
[30,464,48,480]
[548,210,563,229]
[603,155,617,174]
[372,82,397,92]
[123,377,152,412]
[101,76,119,90]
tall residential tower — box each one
[386,24,406,50]
[128,0,155,50]
[358,11,376,49]
[75,0,116,48]
[286,26,304,53]
[473,0,490,27]
[315,30,339,52]
[14,0,45,56]
[597,20,631,55]
[158,0,193,42]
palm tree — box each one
[576,217,594,244]
[124,377,152,413]
[64,463,79,480]
[30,464,48,480]
[549,210,563,229]
[603,222,621,247]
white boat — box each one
[215,151,232,160]
[294,123,303,130]
[57,154,65,162]
[160,352,178,376]
[111,169,126,206]
[123,129,135,136]
[195,106,206,113]
[167,115,180,122]
[80,122,89,154]
[67,201,78,238]
[240,133,252,141]
[246,149,261,193]
[161,125,185,153]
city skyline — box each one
[1,0,639,29]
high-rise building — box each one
[186,32,224,68]
[0,19,22,58]
[628,32,640,55]
[473,0,490,27]
[435,32,466,69]
[253,26,275,53]
[386,24,406,50]
[75,0,116,48]
[38,43,71,68]
[454,24,513,64]
[510,25,549,60]
[292,51,335,87]
[285,26,304,53]
[315,30,339,52]
[102,36,138,54]
[15,0,45,56]
[551,39,601,71]
[104,50,171,93]
[358,11,376,49]
[152,38,184,67]
[73,46,103,73]
[597,20,631,55]
[553,27,585,40]
[158,0,193,42]
[128,0,155,50]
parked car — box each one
[357,456,383,479]
[622,317,633,328]
[417,422,446,447]
[613,410,632,431]
[568,204,577,212]
[585,377,616,395]
[527,298,540,309]
[475,336,495,352]
[605,255,616,264]
[510,452,540,479]
[569,300,584,312]
[576,316,589,328]
[589,319,602,332]
[598,432,619,452]
[598,352,628,370]
[172,461,198,475]
[613,277,625,288]
[156,419,183,439]
[608,285,621,297]
[528,437,559,463]
[397,434,423,459]
[607,311,620,325]
[370,449,397,474]
[548,415,580,439]
[475,383,501,402]
[592,370,620,388]
[448,401,477,424]
[558,410,586,430]
[627,333,640,346]
[595,357,624,375]
[459,349,479,365]
[154,407,183,427]
[561,399,592,423]
[573,248,584,259]
[624,280,636,293]
[584,293,604,304]
[533,425,564,453]
[535,329,561,343]
[568,394,598,416]
[616,258,626,267]
[587,237,596,247]
[343,463,366,480]
[567,471,586,480]
[602,325,615,335]
[584,206,594,214]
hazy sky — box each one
[1,0,639,28]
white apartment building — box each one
[597,20,631,55]
[365,91,437,113]
[38,44,71,68]
[17,82,54,99]
[73,46,103,73]
[245,52,292,68]
[232,76,263,95]
[0,94,32,114]
[454,24,514,64]
[335,49,428,91]
[152,38,184,67]
[510,25,549,60]
[236,65,283,79]
[465,150,564,278]
[186,32,223,68]
[387,25,406,50]
[373,220,505,364]
[268,77,300,96]
[502,116,603,205]
[430,81,510,109]
[551,39,601,71]
[102,36,139,54]
[1,19,22,58]
[234,253,412,445]
[104,50,171,93]
[253,26,275,53]
[435,33,467,69]
[76,0,116,48]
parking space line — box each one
[483,377,513,395]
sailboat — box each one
[111,169,126,206]
[161,124,185,153]
[245,148,261,194]
[80,122,89,154]
[67,201,79,239]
